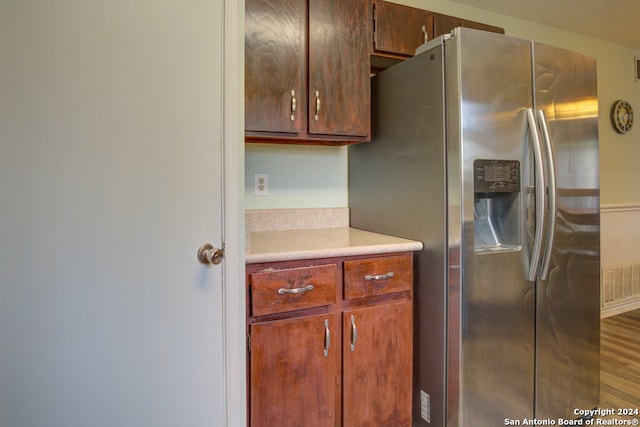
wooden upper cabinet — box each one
[245,0,371,145]
[308,0,370,138]
[372,0,434,57]
[434,13,505,38]
[370,1,504,71]
[245,0,306,135]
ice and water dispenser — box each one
[473,159,521,253]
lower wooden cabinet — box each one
[246,253,414,426]
[250,313,339,426]
[342,301,413,426]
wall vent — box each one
[602,263,640,306]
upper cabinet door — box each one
[245,0,307,134]
[434,13,504,38]
[373,0,434,57]
[308,0,370,138]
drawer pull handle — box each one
[350,315,357,352]
[277,284,315,295]
[364,272,394,281]
[324,319,331,358]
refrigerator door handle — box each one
[537,109,557,280]
[526,108,546,281]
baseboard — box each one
[601,298,640,318]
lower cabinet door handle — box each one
[324,319,331,358]
[350,315,357,352]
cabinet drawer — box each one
[344,255,412,299]
[250,264,338,316]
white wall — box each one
[245,144,348,209]
[245,0,640,208]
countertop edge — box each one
[245,242,423,264]
[245,227,423,264]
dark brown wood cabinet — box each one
[371,0,434,70]
[245,0,370,145]
[250,313,339,426]
[245,0,505,143]
[246,253,413,426]
[369,0,504,71]
[433,12,505,37]
[342,301,413,426]
[245,0,306,136]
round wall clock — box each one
[611,99,633,134]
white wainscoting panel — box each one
[601,204,640,317]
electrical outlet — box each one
[254,173,269,196]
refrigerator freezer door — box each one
[447,28,536,427]
[532,42,600,420]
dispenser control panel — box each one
[474,159,520,193]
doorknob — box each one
[197,243,224,265]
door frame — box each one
[222,1,247,426]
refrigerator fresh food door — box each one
[447,28,536,427]
[532,42,600,420]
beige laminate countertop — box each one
[246,227,423,264]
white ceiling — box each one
[450,0,640,49]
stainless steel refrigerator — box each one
[349,28,600,427]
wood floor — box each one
[599,309,640,420]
